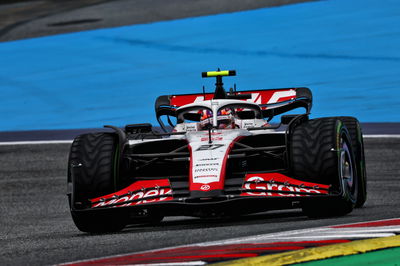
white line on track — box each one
[60,217,400,265]
[329,226,400,233]
[363,134,400,138]
[196,227,329,246]
[0,140,73,145]
[247,233,396,240]
[134,262,206,266]
[0,134,399,146]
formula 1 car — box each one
[67,70,367,233]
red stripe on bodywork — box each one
[218,136,244,190]
[332,218,400,228]
[169,89,296,107]
[190,181,223,191]
[189,136,243,192]
[170,93,214,107]
[90,179,173,208]
[272,95,295,103]
[187,143,194,191]
[241,173,329,197]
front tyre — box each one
[329,117,367,207]
[290,118,358,217]
[68,133,126,233]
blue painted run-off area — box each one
[0,0,399,131]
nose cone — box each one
[187,129,250,197]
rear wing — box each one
[155,87,312,131]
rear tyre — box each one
[68,133,127,233]
[290,118,358,217]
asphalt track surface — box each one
[0,137,399,265]
[0,0,312,42]
[1,0,399,265]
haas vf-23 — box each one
[67,70,367,233]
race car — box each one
[67,70,367,233]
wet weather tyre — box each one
[290,118,358,217]
[67,133,126,233]
[329,117,367,208]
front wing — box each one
[71,171,343,217]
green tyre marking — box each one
[113,142,120,191]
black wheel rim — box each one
[340,133,357,201]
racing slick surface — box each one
[0,137,399,265]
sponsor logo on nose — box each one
[200,184,211,191]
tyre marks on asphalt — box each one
[61,218,400,265]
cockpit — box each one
[174,100,268,132]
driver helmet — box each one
[216,108,235,129]
[199,109,213,129]
[199,108,237,129]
